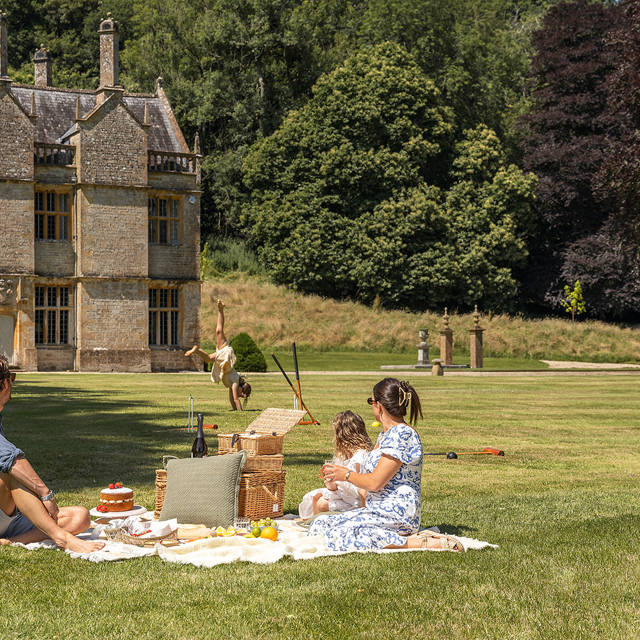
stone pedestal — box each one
[417,329,429,366]
[440,328,453,365]
[469,328,483,368]
[431,359,444,376]
[469,305,484,368]
[439,307,453,365]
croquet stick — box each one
[271,353,319,425]
[456,448,504,456]
[424,447,505,457]
[292,342,319,425]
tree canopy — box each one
[244,44,536,311]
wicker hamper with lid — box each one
[217,408,305,457]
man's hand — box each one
[43,498,59,522]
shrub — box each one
[229,333,267,372]
[201,237,263,280]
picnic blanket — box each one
[9,518,497,564]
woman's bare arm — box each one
[323,454,401,492]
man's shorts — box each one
[0,509,36,539]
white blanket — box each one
[10,520,497,564]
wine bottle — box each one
[191,413,208,458]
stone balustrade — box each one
[148,150,197,174]
[34,142,75,166]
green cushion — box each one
[159,452,246,527]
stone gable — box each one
[78,97,147,186]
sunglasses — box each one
[367,397,376,405]
[3,372,15,383]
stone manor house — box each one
[0,13,201,371]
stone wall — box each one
[0,183,34,274]
[0,87,34,181]
[35,242,75,276]
[78,186,147,278]
[78,98,146,187]
[76,279,151,372]
[36,346,74,371]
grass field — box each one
[1,372,639,639]
[201,275,640,362]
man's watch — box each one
[345,471,352,482]
[40,490,55,502]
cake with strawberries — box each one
[97,482,134,513]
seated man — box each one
[0,355,103,553]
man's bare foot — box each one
[184,345,199,357]
[62,535,105,554]
[0,538,10,545]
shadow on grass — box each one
[432,523,479,536]
[3,381,196,491]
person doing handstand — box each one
[298,410,372,518]
[0,355,104,553]
[185,299,251,411]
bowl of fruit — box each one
[244,518,279,541]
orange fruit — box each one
[260,526,278,541]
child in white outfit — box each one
[299,410,373,518]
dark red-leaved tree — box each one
[520,0,622,313]
[574,0,640,319]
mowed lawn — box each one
[1,372,639,640]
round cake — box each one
[98,485,134,512]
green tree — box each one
[244,44,536,311]
[560,280,586,322]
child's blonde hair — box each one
[333,410,372,462]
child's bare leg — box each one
[312,493,330,515]
[216,299,227,349]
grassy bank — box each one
[201,275,640,363]
[1,372,639,639]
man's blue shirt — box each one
[0,413,23,474]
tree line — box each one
[4,0,639,319]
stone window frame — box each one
[35,284,72,346]
[148,193,181,246]
[149,286,180,347]
[35,187,72,242]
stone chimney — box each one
[98,13,119,88]
[0,10,9,79]
[34,45,51,87]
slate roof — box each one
[11,85,184,153]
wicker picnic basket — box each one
[217,432,283,456]
[223,453,283,473]
[217,408,305,457]
[154,468,286,520]
[237,470,286,520]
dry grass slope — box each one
[202,276,640,362]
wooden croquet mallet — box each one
[424,447,505,459]
[271,353,319,425]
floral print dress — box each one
[308,423,423,551]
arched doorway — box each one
[0,315,15,364]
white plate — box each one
[89,505,147,520]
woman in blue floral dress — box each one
[309,378,462,552]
